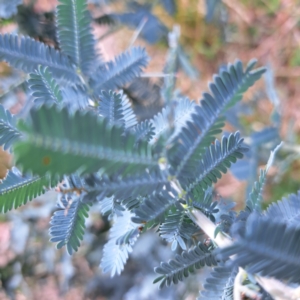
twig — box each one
[256,276,300,300]
[128,17,148,48]
[234,268,262,300]
[192,209,232,248]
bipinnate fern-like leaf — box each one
[119,92,137,129]
[120,92,138,129]
[198,264,238,299]
[159,209,199,251]
[0,169,58,213]
[49,194,90,255]
[246,143,281,212]
[98,196,123,220]
[154,242,218,289]
[150,97,196,144]
[131,190,178,224]
[101,210,139,276]
[184,132,248,192]
[168,106,225,179]
[221,59,266,109]
[90,47,149,92]
[56,0,96,75]
[218,214,300,283]
[13,105,157,178]
[265,191,300,224]
[116,227,140,246]
[62,84,89,109]
[191,187,219,222]
[84,171,169,203]
[98,90,123,126]
[98,90,137,129]
[121,195,144,211]
[246,168,266,213]
[28,66,63,106]
[0,34,78,82]
[168,60,265,179]
[132,120,155,144]
[0,104,21,150]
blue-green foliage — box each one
[131,189,179,224]
[154,242,218,289]
[167,60,265,181]
[56,0,96,75]
[50,193,90,255]
[90,47,149,92]
[198,264,238,299]
[0,0,294,298]
[13,105,156,178]
[98,90,137,129]
[0,104,21,150]
[218,214,300,284]
[28,66,63,106]
[132,120,155,144]
[0,34,78,82]
[184,132,248,191]
[159,209,199,251]
[265,191,300,224]
[0,169,58,213]
[100,210,139,276]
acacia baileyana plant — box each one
[0,0,299,299]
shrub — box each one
[0,0,298,299]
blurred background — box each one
[0,0,299,299]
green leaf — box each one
[84,170,169,203]
[13,105,158,178]
[168,59,265,179]
[198,264,238,299]
[132,120,155,144]
[90,47,149,92]
[98,90,137,129]
[150,97,196,145]
[154,242,218,289]
[101,210,139,276]
[246,142,282,212]
[28,66,63,106]
[185,132,248,192]
[0,104,21,150]
[0,169,58,213]
[265,191,300,224]
[218,214,300,284]
[49,193,90,255]
[159,209,199,251]
[131,190,178,224]
[56,0,96,75]
[0,34,78,82]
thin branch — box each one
[256,276,300,300]
[128,17,148,48]
[192,209,232,248]
[234,268,262,300]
